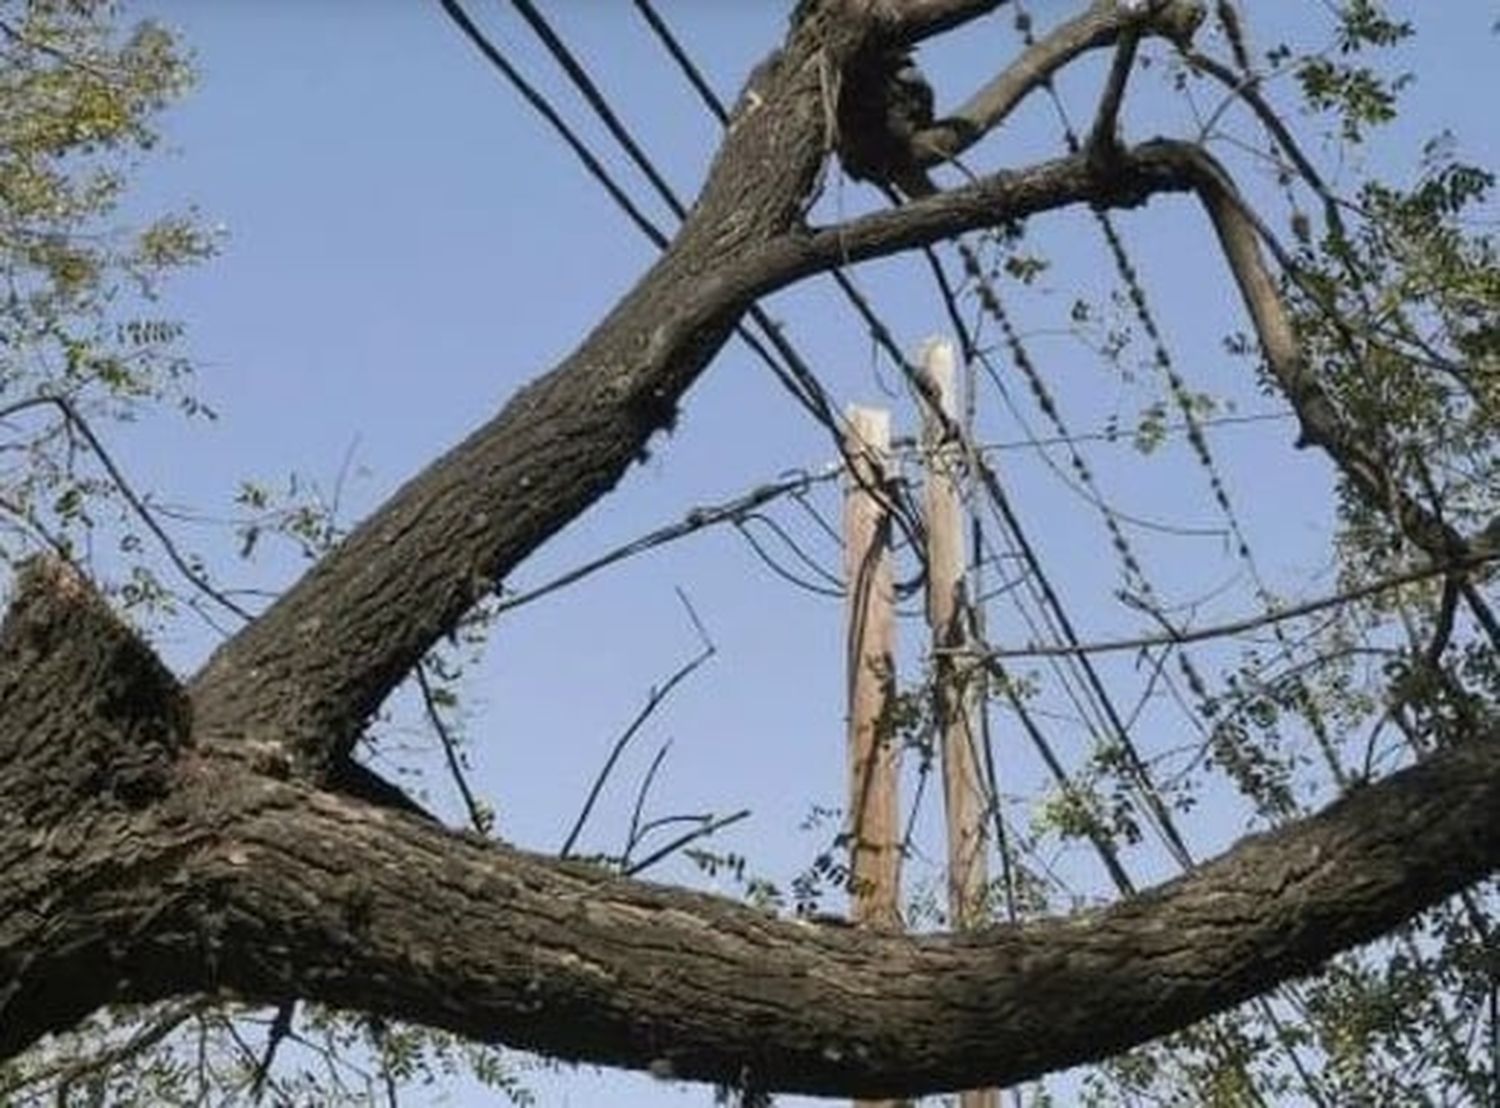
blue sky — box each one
[106,2,1497,1104]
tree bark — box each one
[2,1,1496,1100]
[4,557,1497,1097]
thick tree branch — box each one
[909,0,1204,170]
[3,6,1496,1103]
[733,140,1199,292]
[1176,142,1479,564]
[183,21,1198,784]
[6,720,1495,1096]
[6,562,1493,1096]
[0,558,190,819]
[185,8,884,776]
[880,0,1009,44]
[0,559,202,1047]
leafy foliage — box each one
[0,0,213,608]
[1064,2,1498,1100]
[0,0,1494,1104]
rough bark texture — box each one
[3,566,1495,1094]
[2,0,1496,1100]
[187,4,869,774]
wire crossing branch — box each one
[2,0,1496,1099]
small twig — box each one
[623,741,672,864]
[560,597,717,857]
[1185,48,1350,244]
[624,809,751,877]
[0,395,252,621]
[631,811,723,843]
[959,554,1497,659]
[415,662,490,834]
[673,585,714,653]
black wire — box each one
[508,0,689,220]
[437,0,669,248]
[633,0,730,123]
[436,0,884,469]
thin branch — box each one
[0,395,251,622]
[1185,48,1350,244]
[957,553,1496,659]
[623,741,672,864]
[560,603,716,857]
[911,0,1202,170]
[250,999,295,1102]
[624,808,752,877]
[1085,21,1140,156]
[415,662,490,834]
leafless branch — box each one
[250,1000,295,1102]
[623,741,672,864]
[911,0,1202,170]
[560,597,717,858]
[957,553,1495,659]
[415,662,491,834]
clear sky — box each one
[105,2,1497,1104]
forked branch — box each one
[909,0,1205,172]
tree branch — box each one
[909,0,1204,170]
[184,35,1195,784]
[1176,141,1479,564]
[185,10,886,776]
[881,0,1010,44]
[1,454,1495,1102]
[7,728,1494,1097]
[955,551,1497,659]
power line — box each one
[438,0,934,553]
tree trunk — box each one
[3,2,1496,1100]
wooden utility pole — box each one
[921,340,997,1108]
[843,406,901,933]
[843,406,905,1108]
